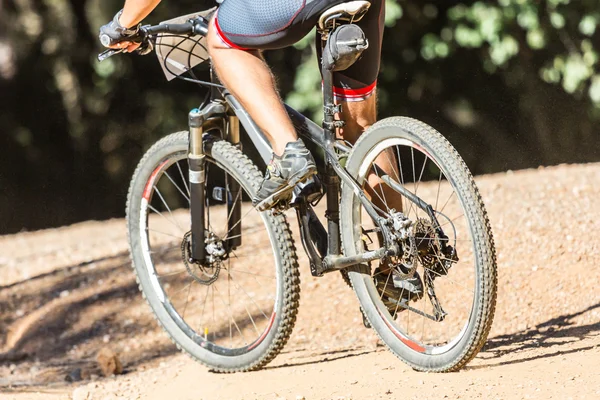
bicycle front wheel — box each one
[126,132,300,372]
[340,117,497,372]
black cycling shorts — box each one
[214,0,384,102]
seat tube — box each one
[189,109,206,262]
[325,170,341,256]
[227,116,242,250]
[321,40,342,256]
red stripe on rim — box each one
[143,160,170,201]
[378,308,426,353]
[248,312,276,350]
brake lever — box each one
[98,48,124,62]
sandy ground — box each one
[0,163,599,399]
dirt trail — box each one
[1,163,599,399]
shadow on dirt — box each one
[0,248,285,387]
[0,251,180,387]
[264,349,379,371]
[470,302,600,369]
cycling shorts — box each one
[214,0,384,102]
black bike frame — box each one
[184,19,441,276]
[96,10,447,277]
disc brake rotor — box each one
[181,231,221,285]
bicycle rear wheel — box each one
[340,117,497,372]
[126,132,300,372]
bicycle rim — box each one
[342,120,494,362]
[136,150,281,355]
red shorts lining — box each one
[214,14,249,51]
[333,81,377,101]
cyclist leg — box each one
[322,0,400,213]
[207,0,345,209]
[206,27,296,156]
[207,0,351,154]
[331,1,421,307]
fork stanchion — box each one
[227,115,242,250]
[189,108,206,262]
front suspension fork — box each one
[188,109,206,262]
[227,116,242,250]
[188,107,242,261]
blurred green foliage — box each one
[420,0,600,103]
[0,0,599,233]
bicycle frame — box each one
[186,21,442,276]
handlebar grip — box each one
[100,30,143,48]
[100,33,118,48]
[145,22,195,35]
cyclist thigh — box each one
[324,0,384,101]
[215,0,384,97]
[215,0,348,49]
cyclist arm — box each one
[120,0,162,28]
[105,0,161,52]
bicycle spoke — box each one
[223,174,243,238]
[164,170,190,204]
[395,145,408,213]
[153,187,185,233]
[230,249,277,295]
[371,162,390,211]
[148,204,185,235]
[439,190,457,216]
[181,280,194,319]
[227,267,275,279]
[409,147,417,218]
[176,161,191,198]
[435,170,443,211]
[169,280,194,299]
[147,228,182,240]
[383,148,407,213]
[223,207,257,240]
[229,272,268,327]
[157,269,187,279]
[213,285,248,346]
[199,283,211,337]
[414,156,428,218]
[437,213,466,230]
[423,266,473,295]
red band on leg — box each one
[333,81,377,101]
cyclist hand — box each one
[99,9,141,53]
[111,41,141,53]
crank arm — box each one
[320,246,389,274]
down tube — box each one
[224,94,327,169]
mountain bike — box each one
[100,2,497,373]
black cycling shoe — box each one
[253,139,317,211]
[374,266,424,317]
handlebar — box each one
[98,15,209,62]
